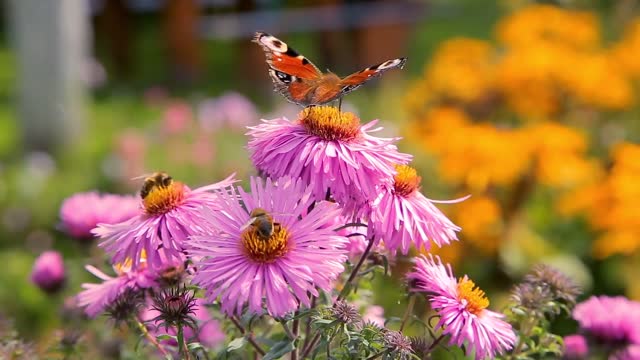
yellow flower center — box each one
[241,221,291,263]
[143,181,186,216]
[299,106,360,141]
[393,165,421,197]
[114,250,147,275]
[456,277,489,315]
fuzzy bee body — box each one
[241,207,281,241]
[139,172,173,199]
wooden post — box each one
[7,0,88,152]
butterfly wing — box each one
[253,32,323,105]
[338,58,407,96]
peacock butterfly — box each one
[253,32,407,107]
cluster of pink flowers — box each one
[45,102,522,359]
[564,296,640,359]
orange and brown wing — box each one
[253,32,323,105]
[338,58,407,96]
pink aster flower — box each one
[573,296,640,346]
[188,176,349,317]
[197,92,258,132]
[95,173,236,271]
[247,106,411,214]
[368,164,465,255]
[60,192,140,239]
[77,261,156,317]
[407,255,516,360]
[563,334,588,359]
[611,345,640,360]
[141,298,225,348]
[31,251,66,293]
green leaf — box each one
[263,340,295,360]
[227,337,247,352]
[156,334,177,342]
[187,342,205,351]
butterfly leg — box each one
[338,97,343,111]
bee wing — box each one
[130,173,154,181]
[239,217,257,231]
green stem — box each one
[337,235,376,302]
[303,235,376,358]
[511,316,536,356]
[291,315,300,360]
[177,323,191,360]
[365,349,390,360]
[399,295,416,333]
[134,318,170,357]
[428,334,446,352]
[229,315,266,356]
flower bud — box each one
[31,251,66,293]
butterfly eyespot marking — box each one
[270,69,296,84]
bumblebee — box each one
[138,172,173,199]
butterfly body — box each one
[254,32,406,106]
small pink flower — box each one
[368,164,465,254]
[563,334,588,359]
[77,263,156,317]
[197,92,258,132]
[162,101,193,135]
[59,192,140,240]
[95,174,236,271]
[31,251,66,293]
[573,296,640,346]
[407,255,516,360]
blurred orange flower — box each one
[559,143,640,258]
[452,195,503,255]
[496,4,600,50]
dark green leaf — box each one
[263,340,295,360]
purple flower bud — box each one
[31,251,66,293]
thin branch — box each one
[291,315,300,360]
[229,316,266,356]
[281,321,295,340]
[302,296,316,352]
[337,235,376,302]
[399,295,416,333]
[133,317,170,357]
